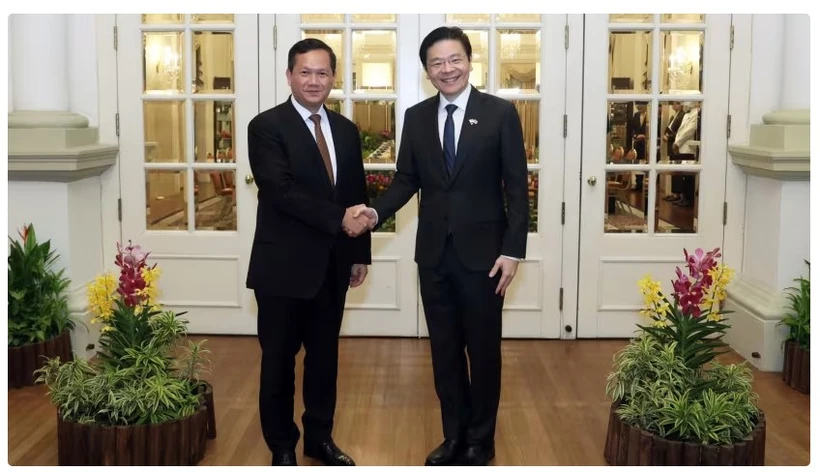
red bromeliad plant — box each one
[637,247,735,371]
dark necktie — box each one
[443,104,457,174]
[309,114,334,186]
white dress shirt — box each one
[290,96,337,182]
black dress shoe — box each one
[272,449,297,466]
[425,439,463,466]
[304,439,355,466]
[458,444,495,466]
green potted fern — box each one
[34,241,215,465]
[603,248,766,465]
[8,224,75,387]
[778,260,810,393]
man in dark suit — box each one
[246,38,371,466]
[354,26,529,466]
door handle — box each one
[245,174,255,185]
[587,176,597,186]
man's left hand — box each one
[350,264,368,287]
[489,257,519,296]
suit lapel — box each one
[448,87,482,184]
[423,98,449,186]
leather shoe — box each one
[272,449,297,466]
[425,439,463,466]
[457,444,495,466]
[304,439,355,466]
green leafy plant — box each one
[606,247,761,446]
[8,224,74,347]
[34,241,209,426]
[778,260,810,349]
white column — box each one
[10,14,69,112]
[780,14,810,110]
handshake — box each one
[342,204,378,237]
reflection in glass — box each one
[670,102,701,162]
[302,14,344,23]
[605,171,649,233]
[144,101,186,163]
[497,29,540,94]
[353,30,396,93]
[609,31,652,94]
[446,14,490,23]
[365,171,396,233]
[143,32,184,94]
[463,30,488,91]
[656,171,698,233]
[496,14,541,23]
[657,100,687,163]
[609,14,653,23]
[606,100,652,164]
[528,171,539,233]
[511,100,539,164]
[193,32,234,94]
[146,170,188,230]
[661,31,703,94]
[142,14,183,24]
[194,101,233,163]
[661,14,705,24]
[354,101,395,163]
[192,14,234,23]
[352,14,396,23]
[302,30,344,91]
[195,170,236,231]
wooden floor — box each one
[8,336,810,466]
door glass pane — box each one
[144,101,186,163]
[302,30,344,92]
[143,32,184,94]
[609,31,652,94]
[353,30,396,93]
[669,102,701,162]
[496,14,541,23]
[464,30,488,92]
[497,29,540,94]
[147,170,188,230]
[325,99,342,114]
[195,170,236,231]
[193,31,234,94]
[511,100,539,164]
[609,14,653,23]
[365,171,396,232]
[661,30,704,94]
[191,14,234,24]
[194,101,234,163]
[605,170,648,233]
[142,14,182,24]
[354,101,396,163]
[658,100,685,163]
[607,100,651,164]
[661,14,705,24]
[656,171,698,233]
[302,14,344,23]
[446,14,490,23]
[352,14,395,23]
[528,171,539,233]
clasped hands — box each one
[342,204,377,237]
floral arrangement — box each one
[365,172,396,232]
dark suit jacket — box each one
[246,98,371,299]
[664,110,684,157]
[373,87,528,272]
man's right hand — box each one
[342,206,371,237]
[352,205,377,230]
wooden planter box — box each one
[603,403,766,465]
[782,340,810,394]
[55,382,216,465]
[8,328,73,388]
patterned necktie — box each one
[309,114,334,186]
[443,104,457,174]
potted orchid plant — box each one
[604,248,765,466]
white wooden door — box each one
[261,14,421,336]
[117,14,258,334]
[415,14,568,339]
[576,14,731,337]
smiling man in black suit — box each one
[354,26,529,466]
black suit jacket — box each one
[246,98,371,299]
[373,87,528,271]
[664,110,684,156]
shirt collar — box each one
[438,85,472,114]
[290,95,329,124]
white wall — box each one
[68,14,100,126]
